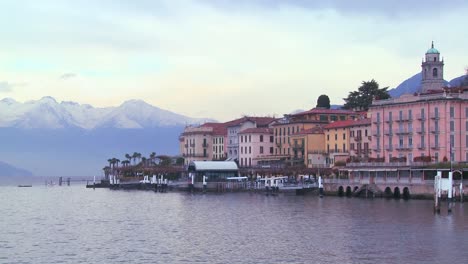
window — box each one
[365,130,368,136]
[343,144,346,152]
[260,135,263,142]
[270,136,274,142]
[450,107,454,118]
[270,147,273,154]
[334,134,337,140]
[450,121,455,132]
[343,133,346,140]
[249,135,251,142]
[350,143,355,150]
[433,68,438,77]
[260,146,264,154]
[327,134,330,141]
[409,137,413,147]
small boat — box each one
[18,185,32,187]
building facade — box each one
[238,128,274,167]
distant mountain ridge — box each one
[388,73,463,98]
[0,97,214,130]
[0,161,33,177]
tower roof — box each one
[426,41,440,54]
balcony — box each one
[354,136,362,142]
[395,128,412,135]
[384,129,393,136]
[190,143,195,147]
[385,145,393,151]
[372,131,381,137]
[416,114,426,120]
[292,143,304,150]
[430,127,440,134]
[430,143,440,150]
[395,144,413,150]
[371,145,381,151]
[416,128,426,134]
[384,118,393,123]
[417,143,426,150]
[430,113,440,120]
[373,119,381,124]
[184,144,188,148]
[396,115,411,122]
[202,142,209,148]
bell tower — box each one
[421,41,445,92]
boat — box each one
[18,185,32,187]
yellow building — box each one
[323,120,355,166]
[289,127,325,167]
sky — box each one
[0,0,467,121]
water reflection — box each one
[0,186,466,264]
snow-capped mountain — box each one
[0,97,212,129]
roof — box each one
[190,161,238,171]
[291,108,357,117]
[238,128,273,134]
[323,120,356,129]
[225,116,276,128]
[426,41,440,54]
[290,127,323,136]
[201,122,227,135]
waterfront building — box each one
[349,118,372,160]
[180,125,216,165]
[238,128,274,167]
[369,43,468,165]
[323,120,354,166]
[289,126,326,168]
[273,108,359,156]
[226,117,276,162]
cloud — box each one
[0,82,27,93]
[60,73,77,80]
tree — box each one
[343,79,390,111]
[316,94,331,109]
[125,153,132,165]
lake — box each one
[0,185,466,264]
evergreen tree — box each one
[316,94,331,109]
[343,79,390,111]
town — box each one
[102,43,467,203]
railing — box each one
[190,143,195,147]
[430,143,440,150]
[416,128,426,134]
[384,118,393,123]
[416,113,426,120]
[292,143,304,150]
[384,129,393,135]
[417,143,426,149]
[385,145,393,151]
[202,142,209,148]
[430,127,440,134]
[354,136,362,141]
[430,113,440,120]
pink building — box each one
[238,128,274,167]
[370,91,468,164]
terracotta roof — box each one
[290,127,323,136]
[238,128,273,134]
[201,122,227,135]
[323,120,356,129]
[323,119,370,129]
[291,108,357,116]
[225,116,276,127]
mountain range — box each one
[0,96,212,130]
[387,73,465,98]
[0,97,213,178]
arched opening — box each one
[393,187,401,199]
[433,68,438,77]
[338,186,344,197]
[384,187,392,198]
[354,186,359,192]
[346,186,352,197]
[402,187,410,200]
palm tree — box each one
[150,152,156,166]
[107,158,112,168]
[132,152,139,165]
[125,153,132,165]
[141,157,147,167]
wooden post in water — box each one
[58,177,63,186]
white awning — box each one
[190,161,238,171]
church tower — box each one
[421,41,445,92]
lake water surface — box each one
[0,185,467,264]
